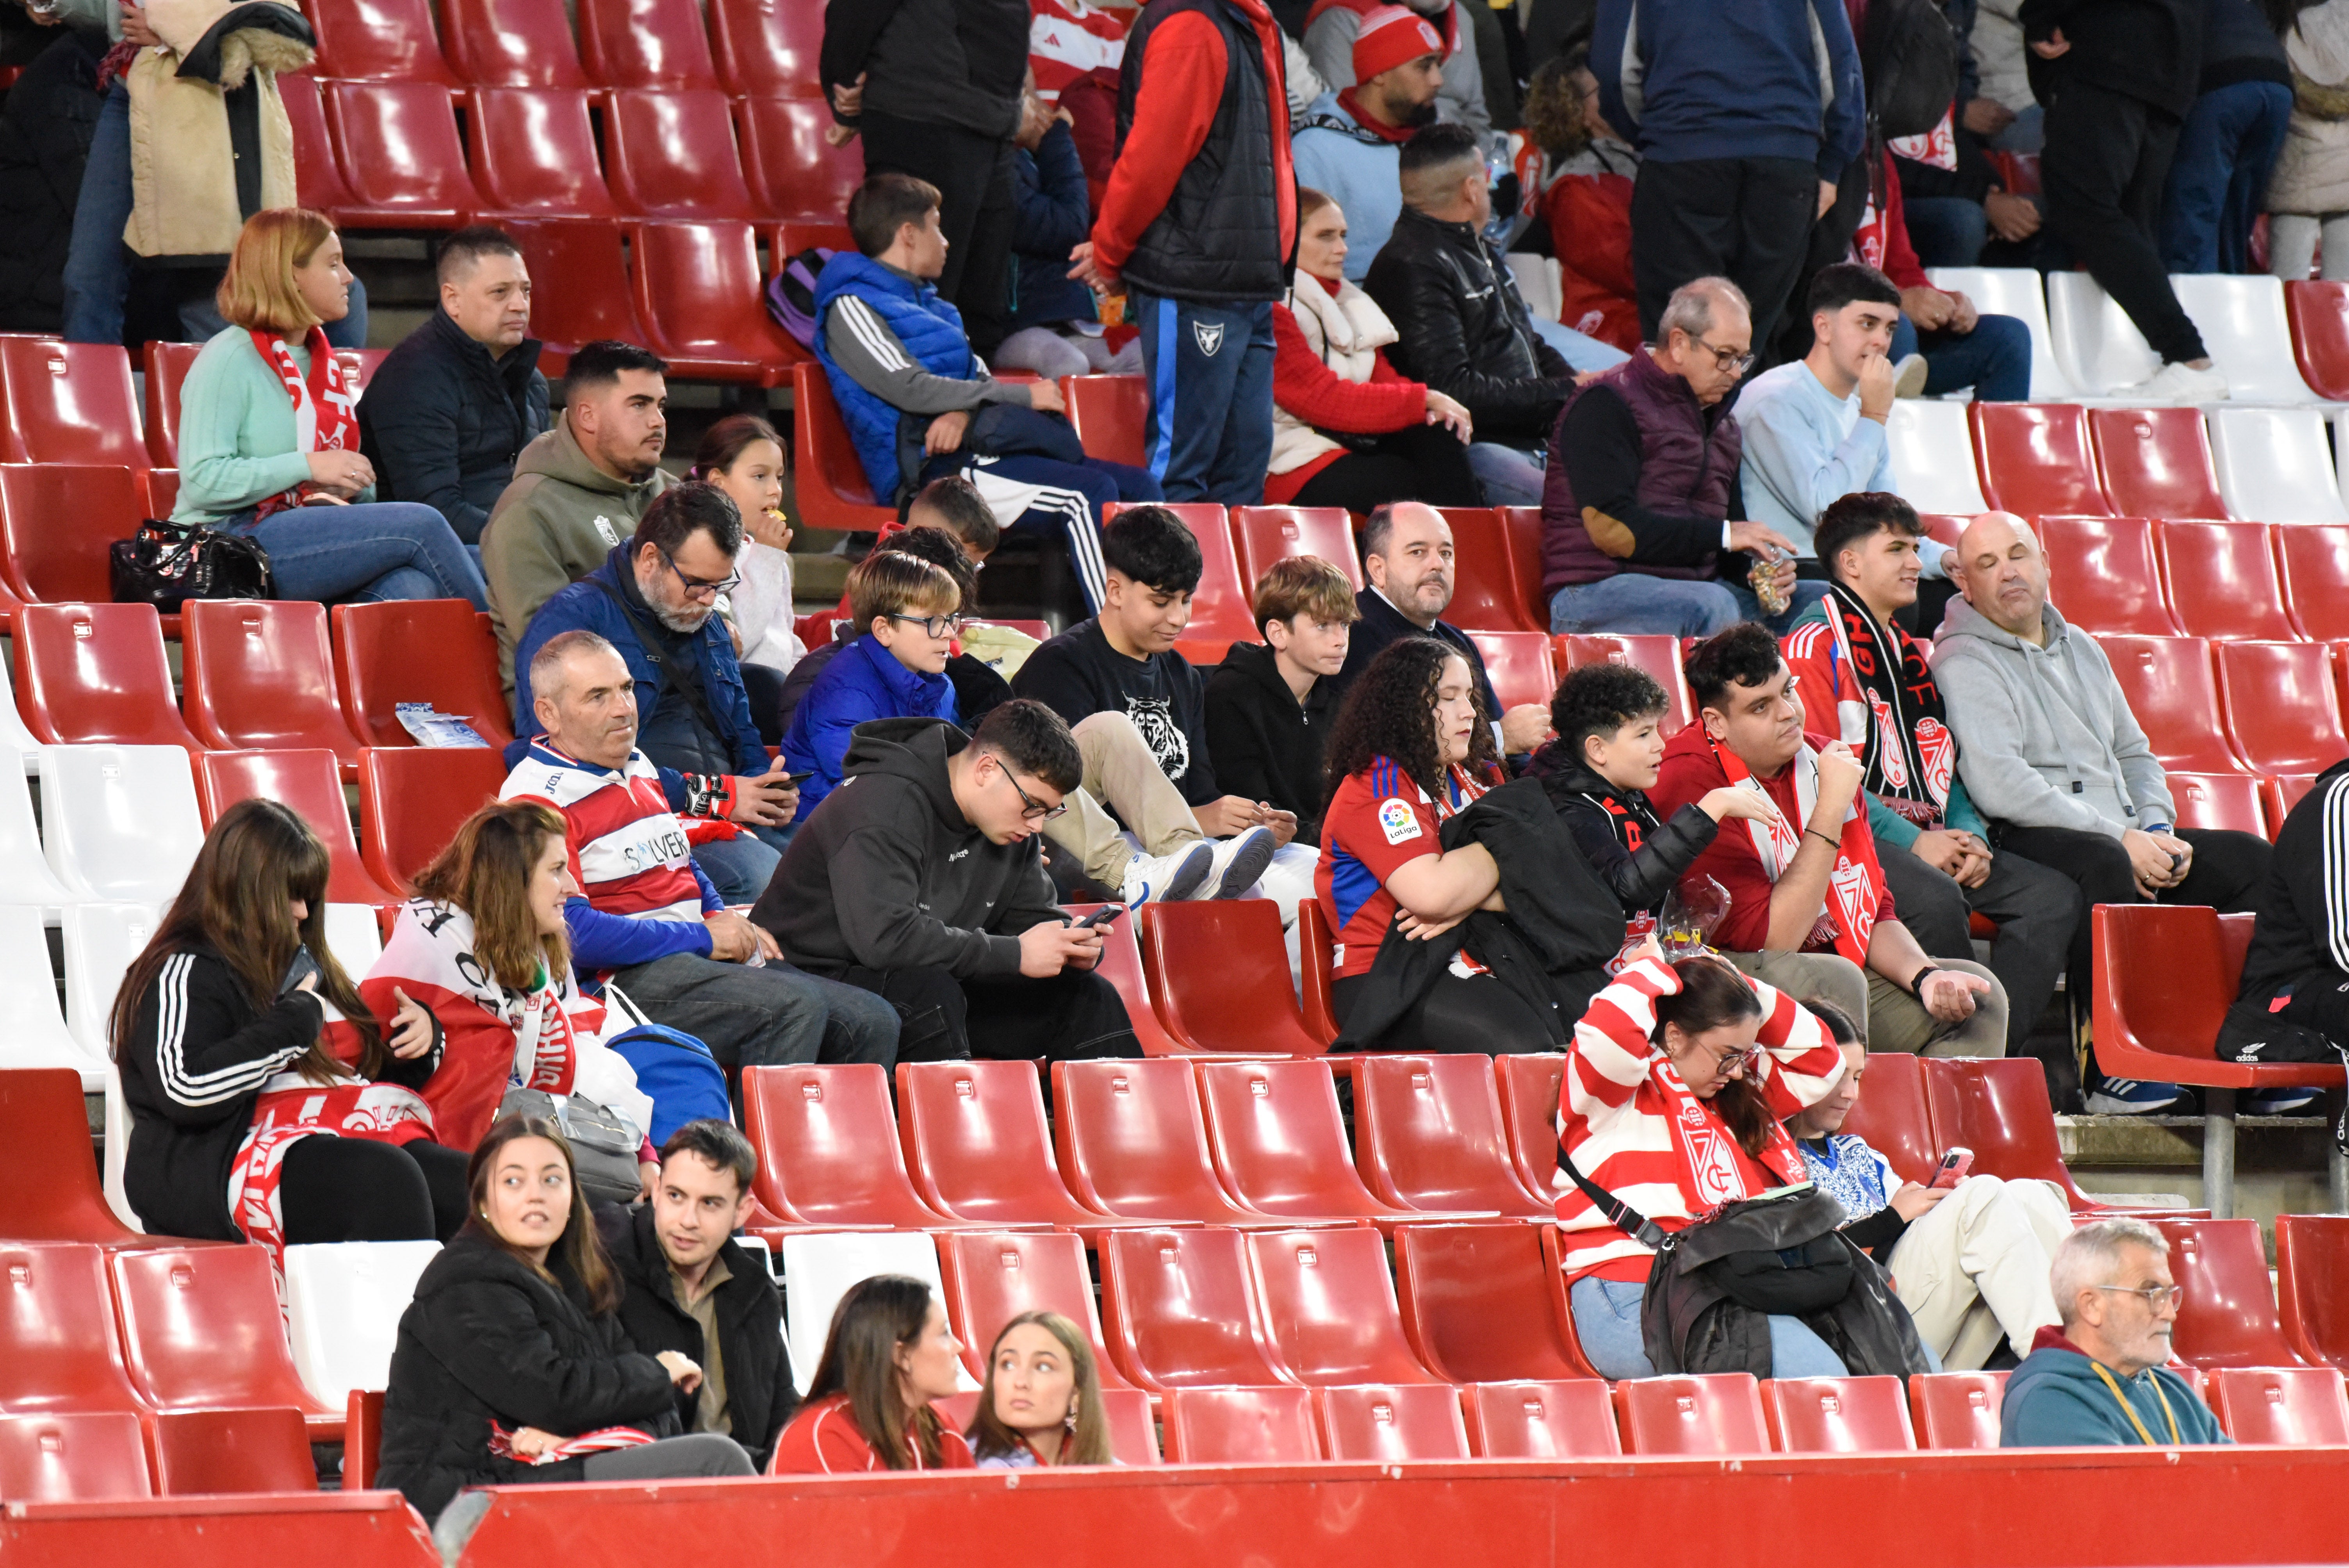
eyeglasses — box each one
[2091,1283,2185,1310]
[1690,335,1757,376]
[1002,766,1068,822]
[659,549,740,601]
[1710,1043,1763,1076]
[887,611,964,639]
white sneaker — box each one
[1206,825,1277,899]
[1120,841,1215,906]
[2114,360,2229,403]
[1893,353,1930,399]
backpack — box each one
[1860,0,1961,141]
[764,246,836,349]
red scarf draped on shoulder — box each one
[1709,736,1880,968]
[251,326,360,519]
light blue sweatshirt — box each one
[1735,360,1946,577]
[1290,91,1403,284]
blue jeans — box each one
[1134,292,1274,504]
[1468,442,1547,506]
[1902,196,1990,269]
[1551,574,1742,636]
[940,451,1161,610]
[1989,104,2044,155]
[2160,80,2293,274]
[1529,316,1631,373]
[692,831,783,906]
[1569,1274,1850,1380]
[1890,311,2033,403]
[229,503,489,607]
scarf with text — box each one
[1649,1053,1809,1211]
[250,327,360,519]
[1711,736,1878,966]
[1817,579,1956,829]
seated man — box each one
[482,339,673,694]
[751,701,1143,1064]
[2001,1219,2228,1447]
[815,172,1160,612]
[1206,556,1360,845]
[598,1120,798,1472]
[1336,502,1552,757]
[1653,622,2009,1056]
[1543,276,1816,638]
[505,629,899,1076]
[1934,511,2281,1115]
[1782,493,2082,1064]
[1788,1008,2073,1370]
[1869,150,2034,403]
[515,485,798,903]
[2226,757,2349,1070]
[1291,7,1449,282]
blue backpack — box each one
[602,1023,731,1146]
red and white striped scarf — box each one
[1710,737,1879,967]
[250,326,360,518]
[1029,0,1127,99]
[487,1421,655,1465]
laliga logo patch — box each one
[1377,798,1422,845]
[1192,319,1226,357]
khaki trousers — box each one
[1886,1174,2073,1367]
[1041,712,1205,888]
[1863,959,2009,1057]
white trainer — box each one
[1206,825,1277,899]
[2114,360,2229,403]
[1120,841,1215,906]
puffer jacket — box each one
[358,306,550,545]
[124,0,307,261]
[2269,0,2349,216]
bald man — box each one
[1930,512,2278,1115]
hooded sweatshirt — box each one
[480,418,675,693]
[1928,596,2175,840]
[749,718,1066,980]
[2000,1326,2228,1447]
[1202,638,1341,842]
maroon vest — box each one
[1541,347,1742,593]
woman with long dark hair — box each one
[967,1311,1114,1468]
[688,413,801,741]
[766,1274,975,1473]
[1556,946,1852,1379]
[378,1115,753,1530]
[111,798,462,1256]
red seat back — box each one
[181,600,360,763]
[14,602,201,753]
[1100,1386,1162,1465]
[504,220,647,370]
[2096,634,2246,773]
[1098,1228,1293,1390]
[1436,507,1544,633]
[0,1413,151,1501]
[151,1407,319,1494]
[737,1063,950,1227]
[1392,1222,1597,1383]
[736,96,864,223]
[1613,1373,1769,1455]
[199,749,395,905]
[355,745,511,894]
[1050,1058,1277,1226]
[935,1229,1134,1389]
[1836,1051,1939,1188]
[1907,1371,2009,1449]
[1065,375,1148,467]
[631,219,798,381]
[1245,1226,1442,1385]
[2166,770,2269,836]
[1462,1380,1620,1458]
[1061,902,1182,1055]
[464,88,618,219]
[2210,1367,2349,1444]
[0,1070,143,1245]
[1139,901,1324,1055]
[2264,773,2322,838]
[0,1243,141,1413]
[1761,1375,1917,1452]
[308,0,456,81]
[1555,634,1693,734]
[1971,402,2114,517]
[1197,1060,1415,1226]
[2159,520,2294,642]
[2039,516,2177,637]
[442,0,588,86]
[1461,629,1557,715]
[109,1247,336,1429]
[2285,279,2349,402]
[1922,1057,2095,1206]
[2090,407,2228,520]
[2155,1217,2308,1370]
[333,599,515,751]
[278,75,360,215]
[2216,639,2349,775]
[321,81,481,227]
[896,1060,1104,1229]
[1296,896,1339,1044]
[1230,505,1363,591]
[602,90,752,220]
[578,0,716,88]
[1313,1383,1470,1460]
[2090,905,2290,1097]
[0,463,143,603]
[710,0,823,95]
[791,362,892,528]
[343,1389,384,1488]
[1353,1056,1551,1216]
[141,341,201,468]
[1116,502,1254,665]
[2278,1214,2349,1369]
[1158,1385,1321,1462]
[1494,1053,1566,1209]
[0,340,142,467]
[2277,524,2349,642]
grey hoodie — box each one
[1929,596,2174,840]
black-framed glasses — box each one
[1710,1042,1762,1076]
[1691,335,1757,375]
[888,611,964,638]
[659,548,740,601]
[1003,767,1068,822]
[2091,1283,2184,1310]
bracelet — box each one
[1907,964,1941,1000]
[1804,827,1840,850]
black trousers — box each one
[1328,970,1562,1055]
[1629,156,1819,356]
[833,962,1142,1064]
[1990,823,2271,1002]
[2040,80,2207,365]
[1288,422,1486,511]
[278,1135,469,1245]
[1877,837,2083,1057]
[859,111,1015,358]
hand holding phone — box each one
[1071,904,1125,930]
[1930,1146,1973,1190]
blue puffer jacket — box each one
[782,634,958,812]
[813,251,975,504]
[1010,123,1101,330]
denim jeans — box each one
[1902,196,1990,269]
[1551,574,1743,636]
[61,79,132,347]
[228,502,489,607]
[1468,442,1546,506]
[180,276,372,350]
[692,831,782,906]
[1569,1274,1851,1380]
[2159,80,2293,274]
[608,951,900,1071]
[1529,316,1632,373]
[1890,311,2033,403]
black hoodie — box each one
[750,717,1064,978]
[1526,745,1722,917]
[1203,639,1341,843]
[2234,757,2349,1017]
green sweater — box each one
[173,327,372,524]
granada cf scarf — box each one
[250,326,360,519]
[1818,579,1956,830]
[1650,1054,1809,1211]
[488,1421,655,1465]
[1710,736,1880,967]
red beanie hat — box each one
[1352,4,1445,84]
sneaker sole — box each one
[1157,842,1215,903]
[1212,830,1278,899]
[2084,1093,2184,1116]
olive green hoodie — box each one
[480,417,672,694]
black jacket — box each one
[1364,204,1575,445]
[1203,639,1340,843]
[359,307,550,545]
[2235,758,2349,1016]
[1333,586,1504,736]
[1527,750,1721,916]
[0,30,102,333]
[378,1228,679,1521]
[596,1203,799,1470]
[2020,0,2204,115]
[823,0,1029,139]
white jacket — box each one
[2270,0,2349,217]
[1270,270,1402,476]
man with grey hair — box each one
[2000,1218,2226,1447]
[1542,275,1821,637]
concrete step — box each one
[2061,1114,2337,1244]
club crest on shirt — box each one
[1192,319,1225,357]
[1377,798,1421,845]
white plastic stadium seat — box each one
[1884,400,1989,514]
[1506,253,1560,323]
[323,904,384,976]
[1927,267,2074,400]
[38,745,203,903]
[0,903,103,1088]
[2171,274,2323,405]
[284,1240,442,1406]
[103,1064,140,1231]
[0,662,46,774]
[61,902,160,1058]
[2331,410,2349,510]
[0,744,84,908]
[779,1231,978,1395]
[2209,406,2349,524]
[2046,271,2162,397]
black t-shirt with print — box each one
[1011,618,1218,807]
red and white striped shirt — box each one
[1553,957,1848,1283]
[1029,0,1128,100]
[501,740,705,921]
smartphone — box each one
[278,945,321,996]
[1071,904,1125,930]
[782,770,815,786]
[1930,1146,1973,1190]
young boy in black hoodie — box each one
[1204,555,1358,846]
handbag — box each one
[110,518,275,611]
[497,1085,645,1205]
[1563,1153,1852,1315]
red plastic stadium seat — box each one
[1099,1227,1295,1390]
[1498,505,1545,610]
[2159,520,2293,642]
[14,603,202,754]
[1139,901,1325,1056]
[1296,897,1340,1044]
[343,1390,383,1488]
[1114,502,1254,665]
[1159,1386,1321,1463]
[1493,1053,1566,1208]
[1907,1371,2009,1450]
[0,1412,150,1501]
[1613,1374,1770,1455]
[0,1243,142,1412]
[935,1229,1135,1388]
[710,0,822,95]
[631,220,798,384]
[464,89,619,220]
[1392,1223,1602,1382]
[2209,1367,2349,1445]
[2093,904,2342,1103]
[1198,1060,1478,1231]
[578,0,716,88]
[2278,526,2349,643]
[738,1063,955,1228]
[332,599,514,751]
[2278,1214,2349,1369]
[2166,771,2270,836]
[1062,903,1184,1055]
[1353,1056,1553,1217]
[1050,1058,1289,1227]
[442,0,588,87]
[0,463,143,604]
[771,219,851,260]
[791,363,894,529]
[198,750,399,905]
[151,1407,319,1495]
[1438,507,1545,633]
[0,340,143,467]
[1230,506,1363,590]
[1462,1380,1620,1458]
[0,1070,145,1245]
[2153,1218,2309,1371]
[2216,640,2349,774]
[1761,1376,1917,1452]
[897,1061,1157,1242]
[109,1247,341,1439]
[1463,629,1557,715]
[308,0,456,82]
[278,75,362,216]
[2096,634,2247,773]
[1836,1051,1939,1188]
[1246,1226,1443,1385]
[2285,279,2349,403]
[138,468,177,524]
[1064,376,1148,468]
[1922,1057,2122,1212]
[181,600,362,769]
[2090,407,2229,521]
[2264,773,2321,837]
[502,220,646,374]
[1555,634,1693,734]
[2039,516,2177,637]
[1971,403,2114,517]
[603,91,753,221]
[356,745,510,894]
[141,341,200,468]
[1101,1386,1162,1465]
[1314,1383,1470,1460]
[737,97,864,223]
[321,81,482,229]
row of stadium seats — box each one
[2038,516,2349,642]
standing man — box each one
[1071,0,1295,504]
[1290,5,1450,279]
[1303,0,1492,135]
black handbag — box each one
[497,1086,645,1206]
[1563,1153,1851,1314]
[110,518,275,611]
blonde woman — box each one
[967,1311,1115,1468]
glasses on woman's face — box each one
[1002,767,1068,822]
[661,549,740,601]
[1708,1042,1762,1077]
[888,611,964,639]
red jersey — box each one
[765,1393,976,1475]
[1315,758,1486,979]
